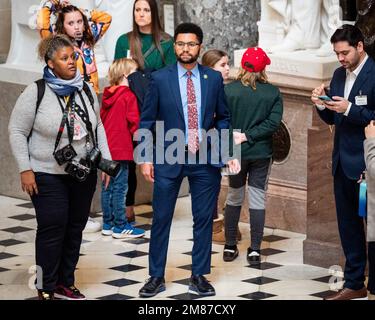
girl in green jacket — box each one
[223,47,283,264]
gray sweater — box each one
[8,82,111,174]
[364,138,375,242]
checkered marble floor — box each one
[0,194,345,300]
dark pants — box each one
[225,158,271,248]
[369,242,375,294]
[149,164,221,277]
[126,161,137,207]
[31,172,97,291]
[334,163,367,290]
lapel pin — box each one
[204,74,208,79]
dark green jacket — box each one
[225,80,283,160]
[114,32,176,70]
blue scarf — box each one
[43,67,83,96]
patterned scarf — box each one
[43,66,83,96]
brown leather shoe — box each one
[324,287,368,300]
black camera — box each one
[54,144,77,165]
[88,147,121,177]
[88,147,101,165]
[97,158,121,177]
[64,159,91,182]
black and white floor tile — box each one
[0,195,346,300]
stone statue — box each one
[6,0,43,67]
[355,0,375,59]
[94,0,134,62]
[258,0,342,56]
[4,0,133,77]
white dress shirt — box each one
[316,54,369,115]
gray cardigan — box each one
[364,138,375,242]
[8,82,111,175]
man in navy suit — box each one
[137,23,230,298]
[312,24,375,300]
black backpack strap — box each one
[35,79,45,114]
[82,81,95,111]
[28,79,46,140]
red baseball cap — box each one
[241,47,271,73]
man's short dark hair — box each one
[330,24,365,47]
[174,23,203,44]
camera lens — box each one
[64,150,74,158]
[75,169,87,181]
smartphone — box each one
[318,95,332,101]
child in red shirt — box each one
[100,58,145,238]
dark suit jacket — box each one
[317,56,375,179]
[138,63,230,178]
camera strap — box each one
[53,93,75,155]
[76,91,98,148]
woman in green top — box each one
[114,0,176,71]
[114,0,176,223]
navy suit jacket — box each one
[317,56,375,180]
[138,63,231,178]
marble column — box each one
[173,0,261,59]
[304,109,346,269]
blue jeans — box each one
[101,161,129,229]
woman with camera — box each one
[8,34,112,300]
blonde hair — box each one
[108,58,138,86]
[236,67,268,90]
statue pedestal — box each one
[234,49,339,80]
[222,49,345,268]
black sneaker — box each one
[247,247,261,265]
[54,285,86,300]
[139,277,166,298]
[38,290,54,300]
[223,245,239,262]
[189,275,216,296]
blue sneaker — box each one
[112,224,145,239]
[102,223,114,236]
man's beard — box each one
[176,51,200,64]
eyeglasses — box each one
[174,41,200,49]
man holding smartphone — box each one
[311,24,375,300]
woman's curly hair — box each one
[38,34,74,64]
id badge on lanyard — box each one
[355,90,368,106]
[65,96,88,141]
